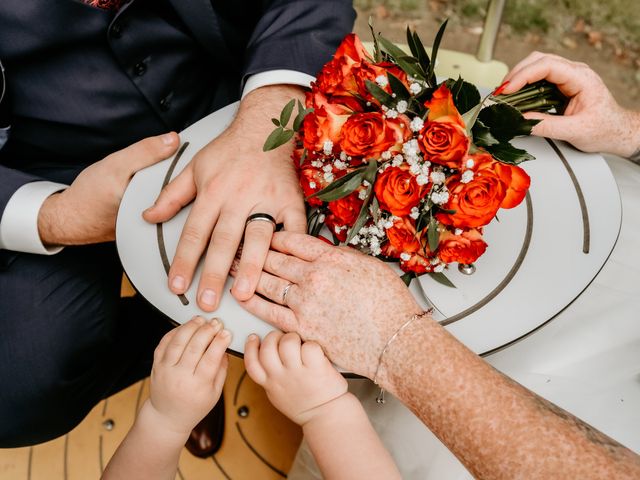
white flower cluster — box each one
[410,116,424,132]
[375,75,388,88]
[349,217,389,256]
[430,186,450,205]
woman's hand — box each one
[237,232,423,378]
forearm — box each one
[234,84,305,137]
[302,393,400,480]
[377,315,640,480]
[102,401,187,480]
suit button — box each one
[159,96,171,111]
[133,62,147,76]
[111,23,123,38]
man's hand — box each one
[502,52,640,158]
[38,132,180,246]
[143,85,307,312]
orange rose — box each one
[436,153,531,228]
[302,91,352,153]
[314,34,371,97]
[381,216,423,258]
[327,189,364,226]
[339,112,400,159]
[437,228,487,264]
[419,84,469,168]
[334,33,371,64]
[375,164,429,216]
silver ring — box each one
[246,213,276,230]
[281,282,294,305]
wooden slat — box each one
[30,437,65,480]
[0,445,30,480]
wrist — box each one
[37,192,65,246]
[138,400,192,443]
[611,108,640,158]
[301,392,360,429]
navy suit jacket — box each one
[0,0,355,225]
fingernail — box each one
[492,80,510,96]
[234,278,250,295]
[171,275,185,292]
[194,316,205,325]
[161,133,174,145]
[200,289,216,307]
[220,329,232,339]
[247,333,259,342]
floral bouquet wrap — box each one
[264,21,565,285]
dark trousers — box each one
[0,243,172,447]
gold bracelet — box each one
[373,308,433,404]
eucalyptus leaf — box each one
[365,80,395,107]
[293,101,312,132]
[478,103,541,142]
[363,158,379,183]
[346,187,373,244]
[263,127,294,152]
[271,118,280,127]
[427,19,448,86]
[427,217,439,252]
[400,272,415,287]
[309,167,366,202]
[279,99,296,127]
[387,72,410,100]
[486,141,536,165]
[429,271,457,288]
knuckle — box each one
[180,224,205,246]
[200,271,227,285]
[212,229,236,247]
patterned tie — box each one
[84,0,126,10]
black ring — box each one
[245,213,276,227]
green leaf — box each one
[487,141,536,165]
[263,127,294,152]
[365,80,394,107]
[309,167,366,202]
[271,118,280,127]
[279,99,296,128]
[299,148,308,167]
[396,56,426,80]
[437,208,457,215]
[377,35,409,63]
[400,271,415,287]
[444,78,481,114]
[478,103,540,143]
[429,271,456,288]
[427,19,448,87]
[462,101,483,134]
[412,30,432,75]
[369,17,382,62]
[293,101,312,131]
[427,217,439,252]
[472,120,499,148]
[387,72,410,100]
[363,158,379,183]
[346,189,373,244]
[371,197,381,224]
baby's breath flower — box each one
[396,100,408,114]
[375,75,388,88]
[400,252,411,261]
[430,171,446,185]
[410,117,424,132]
[461,170,474,184]
[385,109,398,119]
[409,82,422,95]
[323,140,333,155]
[416,174,429,186]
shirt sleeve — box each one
[242,69,315,99]
[0,181,68,255]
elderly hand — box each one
[38,132,180,246]
[502,51,640,158]
[143,85,307,313]
[236,232,424,379]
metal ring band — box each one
[281,282,294,306]
[246,213,277,230]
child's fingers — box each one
[153,328,177,364]
[212,354,229,398]
[244,334,268,385]
[301,341,328,368]
[278,332,302,368]
[259,330,285,374]
[178,319,223,372]
[163,316,206,365]
[195,328,232,379]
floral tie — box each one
[84,0,126,10]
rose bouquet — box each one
[264,21,565,285]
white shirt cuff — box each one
[0,181,68,255]
[242,70,316,99]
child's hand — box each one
[147,316,232,436]
[244,331,348,425]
